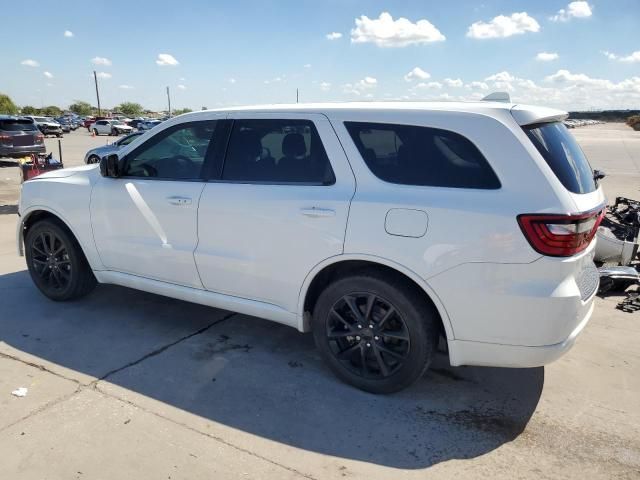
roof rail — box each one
[481,92,511,103]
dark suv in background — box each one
[0,116,46,158]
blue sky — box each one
[1,0,638,111]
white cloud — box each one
[603,50,640,63]
[179,77,186,81]
[304,64,311,69]
[156,53,179,66]
[443,78,463,87]
[550,1,592,22]
[43,71,53,78]
[536,52,559,61]
[264,76,283,84]
[21,59,39,67]
[177,84,186,90]
[351,12,445,47]
[91,56,112,66]
[96,72,111,79]
[404,67,430,82]
[46,83,54,87]
[326,32,343,40]
[320,82,331,91]
[228,78,236,84]
[466,81,489,90]
[466,12,540,39]
[343,76,378,96]
[64,30,74,38]
[415,81,442,89]
[119,84,134,89]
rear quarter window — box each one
[344,122,500,189]
[523,122,595,194]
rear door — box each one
[194,113,356,312]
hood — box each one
[29,164,96,180]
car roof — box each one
[182,101,567,126]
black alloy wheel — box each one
[327,293,410,379]
[25,219,96,301]
[29,230,72,292]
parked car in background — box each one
[138,119,162,131]
[85,116,108,131]
[83,131,144,163]
[26,116,63,137]
[55,117,72,133]
[17,100,605,393]
[0,116,45,158]
[127,118,145,130]
[91,119,134,136]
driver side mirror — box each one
[100,154,121,178]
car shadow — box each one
[0,269,544,469]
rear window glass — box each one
[0,119,37,131]
[344,122,500,189]
[524,122,595,194]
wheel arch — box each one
[298,255,454,340]
[18,207,91,264]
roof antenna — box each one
[482,92,511,103]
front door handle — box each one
[167,196,192,206]
[300,207,335,218]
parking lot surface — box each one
[0,124,639,479]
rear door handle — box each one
[300,207,335,218]
[167,196,192,206]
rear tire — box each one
[312,270,438,394]
[93,128,98,136]
[25,219,96,301]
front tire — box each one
[87,155,100,164]
[93,128,98,136]
[25,219,96,301]
[312,271,438,394]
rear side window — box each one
[0,119,37,131]
[523,122,595,194]
[344,122,500,189]
[222,119,335,184]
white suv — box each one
[91,119,134,136]
[17,101,605,393]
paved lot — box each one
[0,124,639,479]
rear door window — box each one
[221,119,335,185]
[344,122,500,189]
[523,122,595,194]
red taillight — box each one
[35,133,44,143]
[518,207,605,257]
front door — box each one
[90,118,222,287]
[194,113,356,312]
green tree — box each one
[172,108,193,115]
[117,102,144,116]
[41,105,62,117]
[0,93,18,115]
[69,101,93,116]
[21,105,38,115]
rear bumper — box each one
[447,300,594,367]
[0,145,46,157]
[427,243,598,367]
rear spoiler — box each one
[481,92,568,126]
[510,105,568,127]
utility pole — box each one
[296,88,299,104]
[93,70,102,116]
[166,86,172,118]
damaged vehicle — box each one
[17,98,606,393]
[594,197,640,266]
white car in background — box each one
[91,119,134,136]
[17,99,605,393]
